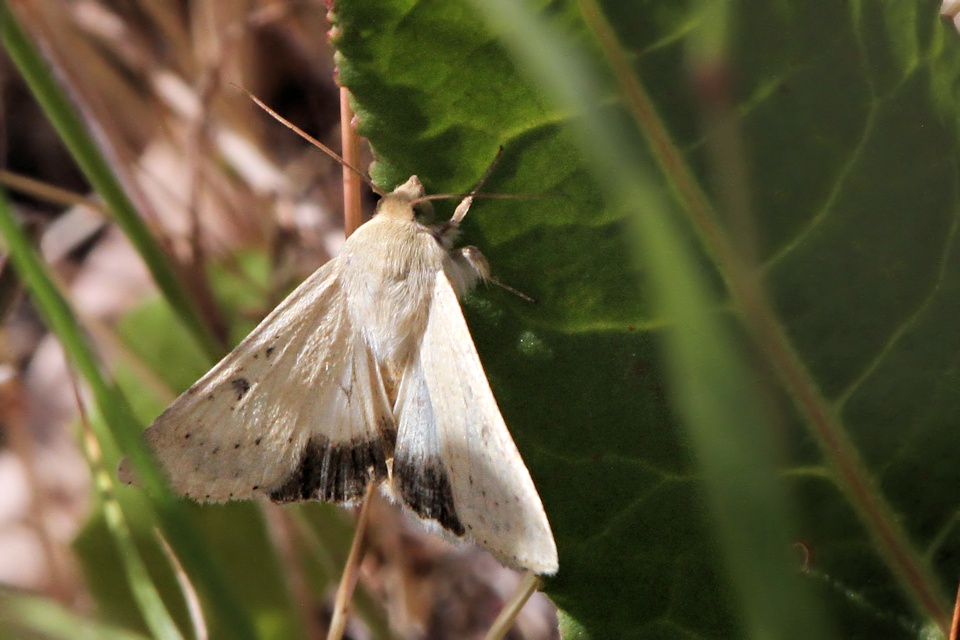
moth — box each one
[120,174,558,575]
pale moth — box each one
[119,172,558,575]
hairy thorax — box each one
[338,214,446,379]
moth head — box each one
[376,175,425,221]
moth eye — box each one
[413,199,435,221]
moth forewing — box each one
[120,259,395,504]
[120,262,342,500]
[393,272,558,575]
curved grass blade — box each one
[0,590,151,640]
[0,2,221,362]
[0,189,258,640]
[79,408,184,640]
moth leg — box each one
[451,195,474,226]
[455,246,489,280]
[444,245,487,294]
[432,196,473,249]
[439,148,504,239]
[448,246,535,302]
[448,147,505,226]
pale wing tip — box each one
[502,552,558,576]
[524,541,559,576]
[493,532,558,575]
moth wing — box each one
[393,272,558,574]
[122,260,395,503]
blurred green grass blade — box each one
[0,2,221,362]
[84,430,183,640]
[0,190,259,640]
[469,2,833,638]
[0,591,151,640]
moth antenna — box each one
[411,147,505,225]
[417,192,549,232]
[469,145,505,196]
[416,192,548,204]
[236,85,384,196]
[488,275,537,304]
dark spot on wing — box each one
[255,437,262,445]
[393,455,464,536]
[231,377,251,401]
[269,436,389,504]
[266,345,276,358]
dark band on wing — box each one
[393,455,464,536]
[269,436,388,503]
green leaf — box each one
[332,0,960,637]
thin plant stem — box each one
[340,87,363,236]
[327,482,376,640]
[483,572,540,640]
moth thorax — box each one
[345,262,434,372]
